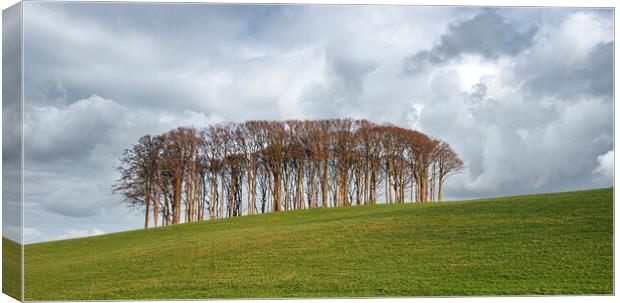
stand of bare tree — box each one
[113,119,464,228]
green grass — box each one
[2,237,22,301]
[24,188,613,300]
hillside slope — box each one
[2,237,21,301]
[24,188,613,300]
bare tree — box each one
[114,134,162,228]
[435,142,464,202]
[115,119,463,228]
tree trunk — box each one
[283,168,290,211]
[438,176,444,202]
[251,169,257,215]
[356,162,362,206]
[144,181,151,229]
[310,164,316,208]
[385,161,389,203]
[321,159,328,208]
[173,172,182,224]
[153,187,159,227]
[297,164,304,209]
[220,173,226,219]
[273,171,282,212]
[247,167,254,215]
[210,174,217,219]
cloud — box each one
[4,225,45,244]
[469,98,611,193]
[298,42,382,119]
[414,65,612,198]
[3,225,24,243]
[23,95,224,219]
[407,11,613,198]
[2,163,22,232]
[517,37,613,99]
[24,95,127,161]
[43,180,112,217]
[18,3,614,242]
[154,110,225,130]
[54,228,105,241]
[593,150,614,183]
[2,2,23,166]
[6,225,107,244]
[404,12,537,72]
[23,227,43,241]
[509,12,613,102]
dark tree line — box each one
[113,119,464,228]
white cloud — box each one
[4,225,47,244]
[23,227,45,243]
[3,225,24,243]
[54,228,106,241]
[553,12,613,60]
[153,110,225,130]
[450,55,498,90]
[593,150,614,183]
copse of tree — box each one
[113,119,464,228]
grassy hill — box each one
[2,236,21,301]
[23,188,613,300]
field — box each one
[2,237,21,300]
[23,188,613,300]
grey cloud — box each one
[406,11,613,201]
[329,54,379,97]
[465,83,487,104]
[15,3,614,243]
[3,3,23,240]
[22,94,225,220]
[404,13,537,72]
[23,2,237,113]
[410,45,612,200]
[520,41,613,99]
[421,85,612,200]
[300,57,378,119]
[24,95,128,162]
[298,39,385,120]
[2,2,22,164]
[419,91,612,200]
[43,181,110,217]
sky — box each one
[4,2,613,243]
